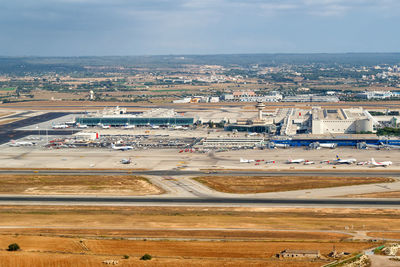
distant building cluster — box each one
[355,90,396,100]
[282,95,339,102]
[173,91,283,104]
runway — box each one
[0,195,399,208]
[0,169,398,177]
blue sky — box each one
[1,0,399,56]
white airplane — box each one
[319,143,337,149]
[9,141,35,147]
[120,158,131,164]
[240,158,255,163]
[274,143,290,149]
[248,132,258,136]
[112,144,134,151]
[286,159,305,164]
[123,124,135,129]
[76,123,88,129]
[100,124,110,129]
[52,124,69,129]
[371,158,392,167]
[151,125,160,129]
[304,160,315,165]
[334,155,357,165]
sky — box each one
[1,0,399,56]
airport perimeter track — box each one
[0,168,400,208]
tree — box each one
[140,254,152,260]
[7,243,20,251]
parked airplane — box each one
[151,125,160,129]
[286,159,305,164]
[112,144,134,151]
[120,158,131,164]
[304,160,315,165]
[334,155,357,164]
[123,124,135,129]
[98,124,110,129]
[319,143,337,149]
[240,158,255,163]
[371,158,392,167]
[76,123,88,128]
[9,140,35,147]
[52,124,69,129]
[274,143,290,149]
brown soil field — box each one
[0,228,351,242]
[194,176,393,194]
[345,191,400,198]
[0,175,163,195]
[0,112,14,118]
[0,235,374,267]
[367,232,400,239]
[0,252,324,267]
[0,206,399,232]
[0,118,20,125]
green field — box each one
[0,87,15,91]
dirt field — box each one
[194,176,393,194]
[0,206,389,266]
[345,191,400,198]
[0,228,351,242]
[367,232,400,239]
[0,175,163,195]
[0,206,400,232]
[0,235,374,267]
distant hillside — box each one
[1,53,400,75]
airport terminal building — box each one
[75,107,194,126]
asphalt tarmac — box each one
[0,195,399,208]
[0,112,72,145]
[0,169,398,177]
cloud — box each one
[0,0,399,56]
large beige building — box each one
[311,107,375,134]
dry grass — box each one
[0,235,374,267]
[0,206,387,266]
[194,176,393,194]
[0,228,351,242]
[0,118,20,125]
[367,232,400,239]
[0,251,325,267]
[0,175,163,195]
[0,206,399,232]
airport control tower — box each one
[255,101,265,121]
